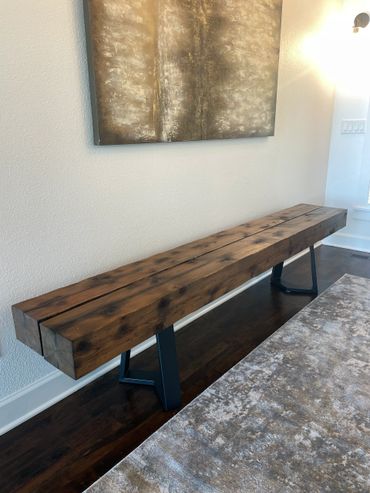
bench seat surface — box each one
[84,274,370,493]
[12,204,346,378]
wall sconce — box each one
[353,12,370,33]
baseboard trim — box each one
[323,232,370,253]
[0,247,316,437]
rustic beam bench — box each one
[12,204,346,410]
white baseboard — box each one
[323,232,370,253]
[0,247,316,437]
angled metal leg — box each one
[119,350,131,381]
[156,325,181,410]
[119,325,181,411]
[271,245,318,296]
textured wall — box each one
[0,0,337,402]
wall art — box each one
[84,0,283,145]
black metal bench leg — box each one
[119,325,181,411]
[271,245,318,296]
[119,349,131,382]
[156,326,181,411]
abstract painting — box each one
[84,0,283,145]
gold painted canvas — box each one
[84,0,283,145]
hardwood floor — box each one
[0,246,369,493]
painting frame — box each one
[83,0,283,145]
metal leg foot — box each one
[271,246,318,296]
[119,325,181,411]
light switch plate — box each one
[341,119,367,134]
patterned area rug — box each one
[85,274,370,493]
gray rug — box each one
[85,274,370,493]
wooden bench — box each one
[12,204,346,410]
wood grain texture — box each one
[39,207,347,378]
[12,307,43,355]
[12,203,319,354]
[13,205,347,378]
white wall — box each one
[324,0,370,252]
[0,0,338,430]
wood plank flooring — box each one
[1,245,369,493]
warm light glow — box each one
[301,11,370,96]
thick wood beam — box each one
[29,206,346,378]
[12,203,319,355]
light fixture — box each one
[353,12,370,33]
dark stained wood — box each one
[1,246,369,493]
[11,308,43,354]
[13,205,347,378]
[40,206,346,378]
[13,203,319,353]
